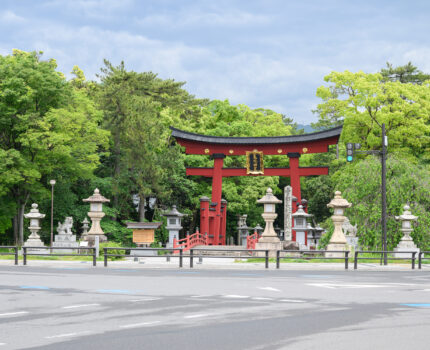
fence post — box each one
[93,247,97,267]
[412,252,416,270]
[345,251,349,270]
[23,247,27,266]
[354,251,358,270]
[418,252,422,270]
[104,248,108,267]
[276,250,280,269]
[14,246,18,265]
[179,249,183,268]
[265,250,269,269]
[190,249,194,268]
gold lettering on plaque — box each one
[246,150,264,175]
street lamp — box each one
[49,179,56,247]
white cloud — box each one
[0,10,25,23]
[42,0,134,19]
[137,9,269,28]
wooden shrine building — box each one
[171,125,342,245]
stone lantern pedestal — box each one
[393,205,420,258]
[82,189,110,245]
[325,191,351,258]
[255,188,283,257]
[23,203,46,252]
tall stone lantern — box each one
[325,191,351,257]
[393,205,419,258]
[163,205,186,248]
[82,188,110,244]
[23,203,46,249]
[255,188,283,257]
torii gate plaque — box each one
[171,125,342,245]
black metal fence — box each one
[22,246,97,266]
[189,248,270,268]
[354,250,418,270]
[2,246,429,270]
[418,251,430,269]
[276,250,350,269]
[0,246,18,265]
[103,247,184,268]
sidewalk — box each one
[0,257,427,271]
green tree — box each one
[315,71,430,160]
[0,50,109,244]
[381,62,430,84]
[328,155,430,250]
[96,60,207,226]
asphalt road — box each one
[0,265,429,349]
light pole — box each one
[381,123,388,265]
[49,179,56,247]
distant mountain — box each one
[296,124,315,133]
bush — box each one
[99,241,125,260]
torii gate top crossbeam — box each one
[170,125,342,155]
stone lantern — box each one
[292,205,313,249]
[254,224,263,235]
[82,188,110,244]
[79,217,90,241]
[163,205,186,248]
[23,203,46,249]
[325,191,351,257]
[393,205,419,258]
[313,224,325,247]
[255,188,283,256]
[237,214,250,246]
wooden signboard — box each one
[132,229,155,244]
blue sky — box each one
[1,0,430,123]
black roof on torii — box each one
[170,125,343,145]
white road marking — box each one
[280,299,306,303]
[223,295,250,299]
[129,298,160,302]
[252,297,273,301]
[307,283,386,289]
[0,311,29,317]
[184,314,210,319]
[258,287,281,292]
[190,295,213,298]
[0,343,6,346]
[45,331,91,339]
[62,304,100,309]
[120,321,161,329]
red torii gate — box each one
[171,125,342,245]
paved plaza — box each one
[0,262,430,349]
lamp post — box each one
[49,179,56,247]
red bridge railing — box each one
[246,231,261,250]
[173,229,208,252]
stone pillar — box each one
[325,191,351,258]
[284,185,293,242]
